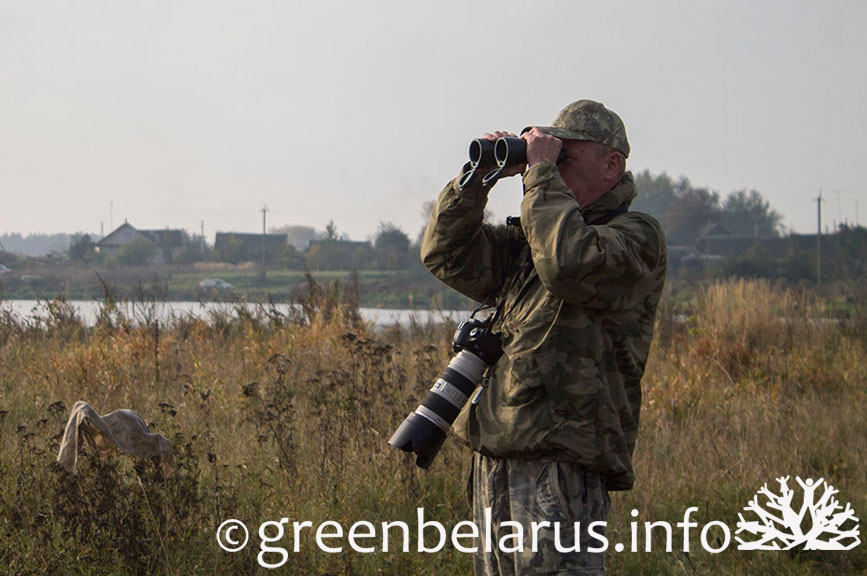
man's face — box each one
[557,139,611,207]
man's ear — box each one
[605,152,623,182]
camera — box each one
[388,317,503,468]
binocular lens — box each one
[494,137,527,167]
[461,134,566,189]
[480,137,526,187]
[468,139,495,168]
[459,139,497,189]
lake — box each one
[0,299,470,329]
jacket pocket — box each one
[503,354,545,405]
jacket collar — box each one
[581,171,637,224]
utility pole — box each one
[200,220,205,254]
[110,201,114,232]
[261,204,269,280]
[817,191,823,286]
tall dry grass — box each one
[0,278,864,575]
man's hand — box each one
[523,127,563,167]
[482,131,525,178]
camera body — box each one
[388,318,502,468]
[452,317,503,365]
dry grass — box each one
[0,278,864,575]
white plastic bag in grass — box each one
[56,401,175,474]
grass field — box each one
[0,278,864,575]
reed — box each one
[0,278,863,575]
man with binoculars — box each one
[420,100,667,574]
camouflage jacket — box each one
[420,161,666,490]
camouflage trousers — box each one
[469,452,610,576]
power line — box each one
[816,191,824,286]
[261,204,269,279]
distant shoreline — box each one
[0,299,470,329]
[0,265,474,309]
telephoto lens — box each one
[388,350,487,468]
[388,319,502,468]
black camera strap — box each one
[503,200,629,229]
[466,233,531,410]
[590,201,630,225]
[470,224,528,329]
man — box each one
[420,100,667,575]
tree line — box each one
[58,221,420,271]
[631,170,784,245]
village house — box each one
[95,222,189,264]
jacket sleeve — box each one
[519,162,666,311]
[420,164,518,304]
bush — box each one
[117,238,157,266]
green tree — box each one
[720,189,783,237]
[827,223,867,280]
[632,171,722,245]
[632,170,679,218]
[68,234,96,262]
[666,186,722,245]
[117,238,156,265]
[306,241,372,270]
[373,222,411,269]
[273,243,305,269]
[215,235,245,264]
[321,221,339,241]
[175,237,212,264]
[718,244,777,279]
[633,170,784,247]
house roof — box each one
[96,223,187,248]
[95,223,142,247]
[140,229,187,247]
[697,222,731,239]
[307,239,371,248]
[215,232,288,242]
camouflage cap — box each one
[534,100,630,158]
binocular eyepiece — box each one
[458,135,567,190]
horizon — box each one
[2,166,859,245]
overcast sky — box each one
[1,0,865,241]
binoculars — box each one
[458,135,567,190]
